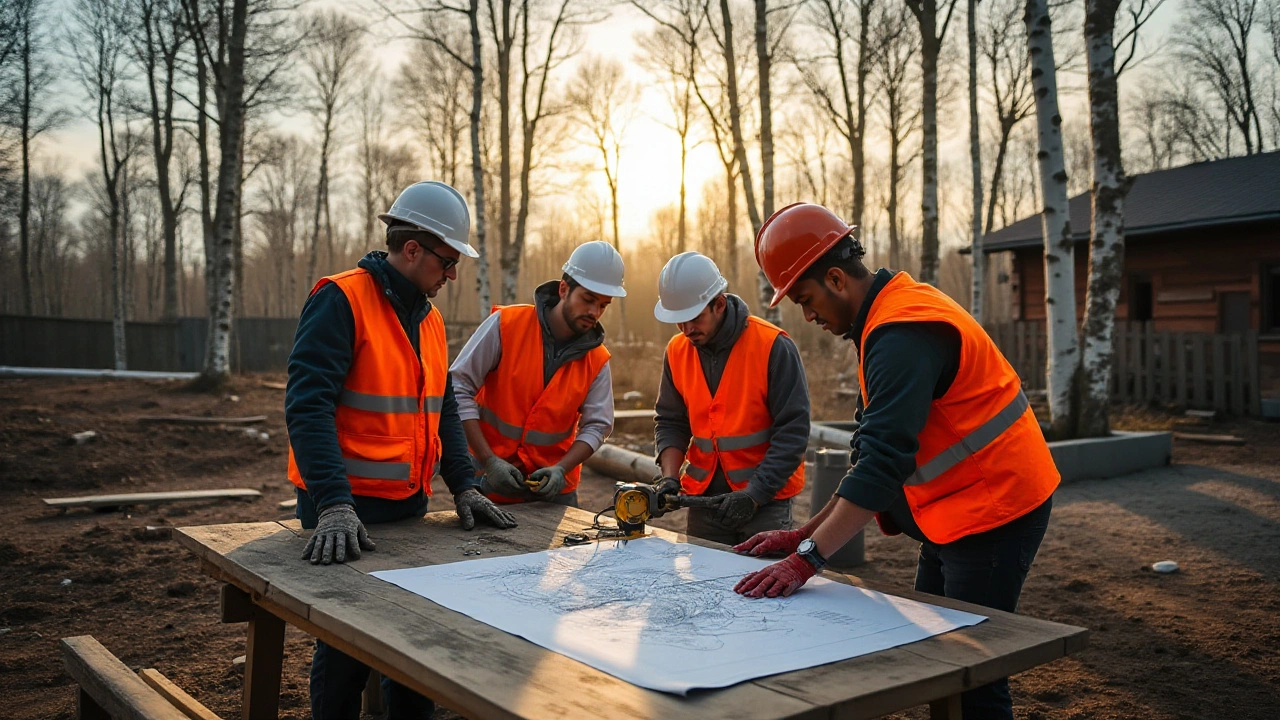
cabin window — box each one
[1130,276,1154,322]
[1264,265,1280,334]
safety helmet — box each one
[754,202,857,307]
[654,252,729,324]
[378,181,478,258]
[562,241,627,297]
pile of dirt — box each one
[1,376,1277,719]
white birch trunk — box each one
[200,0,248,385]
[111,209,127,370]
[468,0,491,317]
[968,0,984,322]
[1024,0,1078,437]
[1079,0,1126,438]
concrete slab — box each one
[1049,430,1173,483]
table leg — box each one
[242,603,286,720]
[928,693,962,719]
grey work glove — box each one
[653,476,682,510]
[528,465,568,499]
[481,455,527,497]
[454,487,518,531]
[713,490,760,530]
[302,503,375,565]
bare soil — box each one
[2,376,1278,719]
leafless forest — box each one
[1,0,1277,385]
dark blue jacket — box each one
[835,269,961,542]
[285,251,479,526]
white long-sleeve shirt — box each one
[449,308,615,452]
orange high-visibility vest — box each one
[858,272,1059,544]
[667,316,805,500]
[288,268,446,501]
[475,305,611,503]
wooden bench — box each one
[61,636,220,720]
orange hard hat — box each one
[754,203,857,307]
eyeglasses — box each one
[422,243,459,271]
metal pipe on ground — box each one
[584,443,657,485]
[0,366,199,381]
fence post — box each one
[1143,322,1157,403]
[1211,336,1227,412]
[1246,332,1261,416]
[1174,333,1188,407]
[1229,335,1245,416]
[1115,322,1128,401]
[1191,335,1207,408]
[1161,332,1174,404]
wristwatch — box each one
[796,538,828,571]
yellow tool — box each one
[562,482,681,546]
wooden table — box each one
[175,505,1087,720]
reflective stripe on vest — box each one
[342,457,411,481]
[340,388,444,414]
[858,271,1059,544]
[479,406,575,446]
[473,304,611,503]
[668,316,805,500]
[905,390,1029,486]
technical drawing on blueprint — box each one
[370,536,986,694]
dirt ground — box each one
[2,375,1279,719]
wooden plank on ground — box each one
[45,489,261,510]
[60,636,190,720]
[137,669,223,720]
[1173,432,1246,446]
[1212,336,1227,412]
[136,415,267,425]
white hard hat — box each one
[562,241,627,297]
[378,181,478,258]
[654,251,728,323]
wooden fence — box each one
[986,320,1263,416]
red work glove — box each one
[732,528,809,558]
[733,553,817,598]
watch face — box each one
[797,539,815,555]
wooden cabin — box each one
[981,151,1280,402]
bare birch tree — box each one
[567,56,637,254]
[634,1,706,255]
[301,10,362,284]
[905,0,959,286]
[1077,0,1127,438]
[794,0,875,230]
[1024,0,1076,437]
[1177,0,1266,155]
[967,0,983,320]
[72,0,135,368]
[872,3,922,271]
[126,0,188,320]
[6,0,64,317]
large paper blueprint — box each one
[371,536,986,694]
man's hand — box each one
[302,504,375,565]
[454,488,518,530]
[734,553,817,598]
[481,456,526,497]
[653,476,681,510]
[732,528,808,557]
[713,490,759,529]
[528,465,567,499]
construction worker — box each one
[734,203,1059,720]
[450,241,625,506]
[651,251,809,545]
[285,180,517,720]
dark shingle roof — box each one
[982,152,1280,252]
